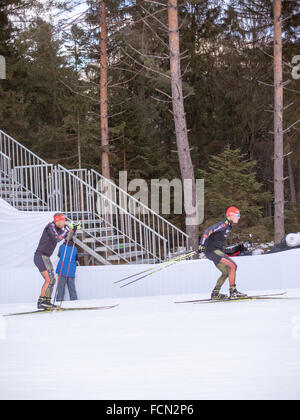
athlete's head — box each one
[53,213,66,229]
[226,206,240,224]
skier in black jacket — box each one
[199,206,247,300]
[34,213,78,309]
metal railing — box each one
[11,164,53,211]
[88,168,189,260]
[0,129,190,264]
[0,151,12,200]
[0,130,47,168]
[64,168,189,260]
[52,165,168,263]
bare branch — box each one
[283,86,300,94]
[283,102,294,111]
[59,79,99,103]
[136,12,170,50]
[126,42,169,60]
[258,80,274,88]
[140,5,169,32]
[108,72,140,88]
[155,88,172,99]
[283,118,300,134]
[151,96,172,104]
[144,0,167,7]
[121,48,171,80]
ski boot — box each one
[229,285,247,300]
[37,297,58,310]
[211,290,228,300]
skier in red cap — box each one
[34,213,79,309]
[199,207,247,300]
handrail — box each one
[0,130,47,165]
[90,168,189,239]
[57,165,167,242]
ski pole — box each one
[113,251,195,286]
[53,235,70,305]
[117,251,196,288]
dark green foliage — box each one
[199,145,272,242]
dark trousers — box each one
[34,253,56,299]
[206,249,237,291]
[56,276,78,301]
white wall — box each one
[0,249,299,304]
[0,198,299,304]
[0,198,59,268]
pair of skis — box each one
[4,304,119,317]
[174,292,296,304]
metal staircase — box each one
[0,129,189,265]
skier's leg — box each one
[218,255,246,298]
[41,256,56,300]
[215,264,230,289]
[34,254,56,308]
[67,277,78,301]
[219,255,237,288]
[40,270,51,298]
[210,250,230,299]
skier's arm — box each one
[48,223,70,243]
[199,226,212,248]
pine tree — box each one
[199,145,272,242]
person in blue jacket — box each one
[56,238,78,301]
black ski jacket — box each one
[35,222,69,258]
[200,218,234,255]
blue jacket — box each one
[56,244,78,278]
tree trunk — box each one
[273,0,285,243]
[287,152,296,207]
[167,0,199,253]
[77,111,82,170]
[99,1,110,180]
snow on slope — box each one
[0,289,300,400]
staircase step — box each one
[65,212,93,219]
[14,205,49,211]
[107,250,147,261]
[81,219,107,225]
[83,235,125,244]
[9,191,33,198]
[95,242,134,252]
[6,197,41,204]
[82,227,114,234]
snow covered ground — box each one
[1,288,300,400]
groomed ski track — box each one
[1,289,300,400]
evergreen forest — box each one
[1,0,300,245]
